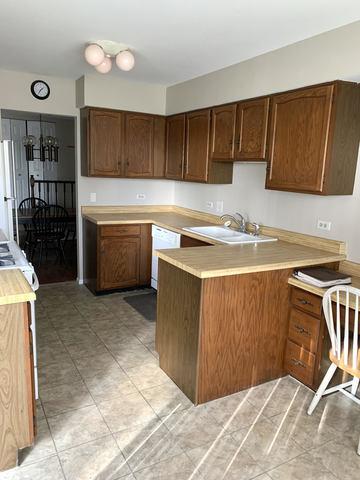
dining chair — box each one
[18,197,47,249]
[31,205,69,266]
[307,285,360,455]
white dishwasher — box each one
[151,225,180,290]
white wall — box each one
[168,21,360,262]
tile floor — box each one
[2,281,360,480]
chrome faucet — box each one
[220,212,247,233]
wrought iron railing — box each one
[30,175,75,210]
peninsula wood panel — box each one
[165,114,186,179]
[197,268,292,403]
[85,109,123,177]
[125,113,154,177]
[0,303,34,471]
[156,260,202,402]
[180,235,212,248]
[210,104,236,160]
[235,97,269,161]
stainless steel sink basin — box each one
[183,226,277,244]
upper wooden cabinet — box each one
[81,109,122,177]
[210,105,236,160]
[185,109,233,184]
[125,113,154,177]
[266,81,360,195]
[165,114,186,180]
[81,108,165,179]
[235,97,269,161]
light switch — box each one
[90,192,96,203]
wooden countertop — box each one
[0,270,36,306]
[156,241,345,278]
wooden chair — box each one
[18,197,47,249]
[31,205,69,267]
[307,285,360,455]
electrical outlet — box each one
[206,201,214,209]
[136,193,146,200]
[317,220,331,231]
[215,201,224,213]
[90,192,96,203]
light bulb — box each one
[84,44,105,66]
[95,56,112,74]
[116,50,135,71]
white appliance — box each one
[151,225,180,290]
[0,139,19,241]
[0,238,40,399]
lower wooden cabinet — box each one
[180,234,212,248]
[83,220,152,293]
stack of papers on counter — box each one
[293,267,351,288]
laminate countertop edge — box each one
[0,270,36,306]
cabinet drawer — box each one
[284,339,315,386]
[288,308,320,353]
[290,288,322,317]
[100,225,141,237]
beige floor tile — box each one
[48,405,110,451]
[59,435,131,480]
[246,377,311,418]
[0,456,65,480]
[134,452,203,480]
[111,344,158,369]
[85,368,138,403]
[74,351,119,379]
[127,324,156,344]
[204,391,261,433]
[144,341,158,358]
[57,326,97,344]
[114,419,183,471]
[36,400,45,420]
[38,357,81,388]
[19,419,56,466]
[99,327,142,346]
[97,391,158,433]
[125,362,171,390]
[268,452,338,480]
[307,438,360,480]
[141,381,192,417]
[41,381,94,417]
[37,341,71,366]
[232,417,305,471]
[164,406,225,451]
[45,303,80,318]
[65,339,109,359]
[187,433,263,480]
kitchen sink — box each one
[183,226,277,244]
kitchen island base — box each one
[156,259,292,404]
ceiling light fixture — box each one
[84,40,135,73]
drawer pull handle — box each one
[291,358,306,368]
[294,324,310,336]
[297,298,313,306]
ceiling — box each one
[1,0,360,85]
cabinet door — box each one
[185,110,211,182]
[99,237,140,290]
[165,114,185,179]
[210,105,236,160]
[266,85,333,193]
[88,110,122,176]
[235,98,269,161]
[125,114,154,177]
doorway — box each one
[1,110,77,284]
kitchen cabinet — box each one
[266,81,360,194]
[180,234,212,248]
[235,97,269,161]
[0,301,35,471]
[185,109,233,184]
[81,108,165,179]
[210,104,236,160]
[81,108,123,177]
[165,114,186,180]
[83,220,152,293]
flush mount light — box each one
[84,40,135,73]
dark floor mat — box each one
[123,292,157,322]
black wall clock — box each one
[30,80,50,100]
